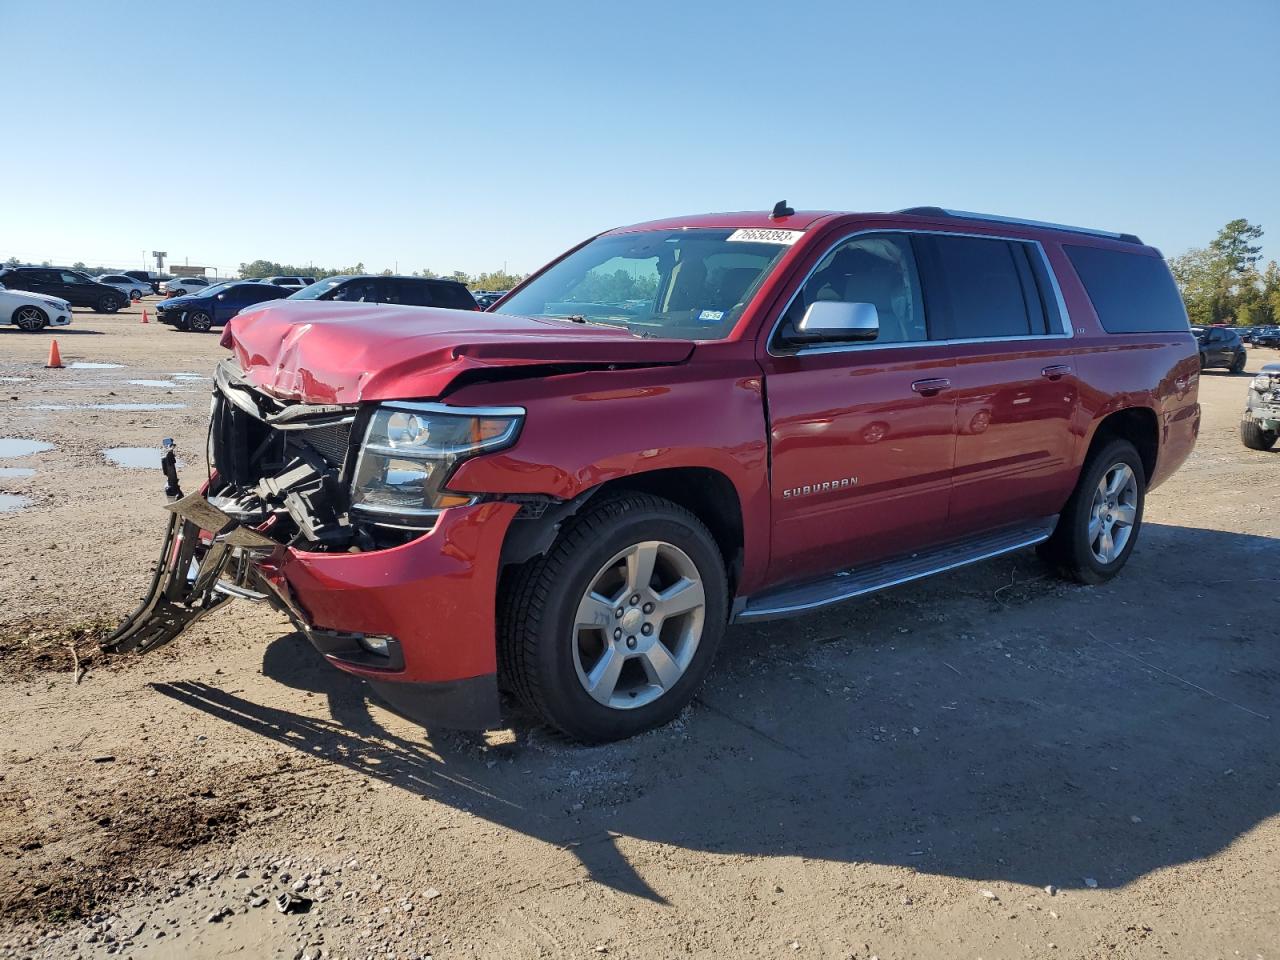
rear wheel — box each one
[1040,438,1145,585]
[96,294,121,313]
[499,492,727,742]
[13,305,48,331]
[1241,420,1278,451]
[186,311,213,332]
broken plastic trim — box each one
[103,494,275,655]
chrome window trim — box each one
[765,228,1075,358]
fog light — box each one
[358,634,394,657]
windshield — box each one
[495,228,796,339]
[288,277,347,300]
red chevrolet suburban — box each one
[109,204,1200,742]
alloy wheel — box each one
[15,306,46,331]
[572,540,706,710]
[1088,462,1138,564]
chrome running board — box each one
[734,517,1057,622]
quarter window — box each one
[773,232,927,348]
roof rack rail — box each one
[895,207,1142,245]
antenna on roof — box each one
[770,200,795,220]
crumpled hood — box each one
[219,300,695,404]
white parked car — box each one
[161,276,213,297]
[0,282,73,331]
[262,276,317,291]
[96,274,149,300]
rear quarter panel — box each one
[1043,241,1200,490]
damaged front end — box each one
[104,358,527,734]
[105,360,369,654]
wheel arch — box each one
[1084,406,1159,484]
[498,465,746,596]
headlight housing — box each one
[350,403,524,525]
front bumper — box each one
[109,492,521,729]
[256,498,518,697]
[1246,398,1280,429]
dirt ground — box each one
[0,301,1276,960]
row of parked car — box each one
[155,274,487,332]
[1236,325,1280,348]
[0,264,511,332]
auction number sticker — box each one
[727,228,803,245]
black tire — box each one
[1229,352,1246,374]
[498,492,728,742]
[1198,353,1207,370]
[186,311,213,333]
[1241,420,1278,451]
[96,294,121,313]
[1039,438,1146,585]
[12,305,48,331]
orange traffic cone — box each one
[141,308,149,324]
[46,340,64,368]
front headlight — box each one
[350,403,524,523]
[1252,374,1273,391]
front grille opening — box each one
[209,391,356,551]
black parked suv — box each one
[1192,325,1247,372]
[286,275,478,309]
[0,267,130,313]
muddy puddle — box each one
[0,467,36,478]
[67,362,124,369]
[127,379,178,388]
[170,373,210,381]
[103,447,186,470]
[26,403,186,412]
[0,493,31,513]
[0,438,54,458]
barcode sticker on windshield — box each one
[727,228,803,245]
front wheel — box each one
[96,294,121,313]
[1040,438,1146,585]
[499,492,728,742]
[185,311,213,332]
[1241,420,1278,451]
[1230,352,1246,374]
[13,305,48,331]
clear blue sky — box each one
[3,0,1278,276]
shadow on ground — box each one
[154,522,1280,902]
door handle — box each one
[911,378,951,396]
[1041,364,1072,380]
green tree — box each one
[469,269,527,291]
[72,261,87,270]
[1170,219,1267,325]
[1209,218,1263,274]
[5,256,20,267]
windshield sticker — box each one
[698,309,724,322]
[727,228,803,245]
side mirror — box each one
[797,300,879,342]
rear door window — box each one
[919,235,1039,339]
[1063,244,1189,333]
